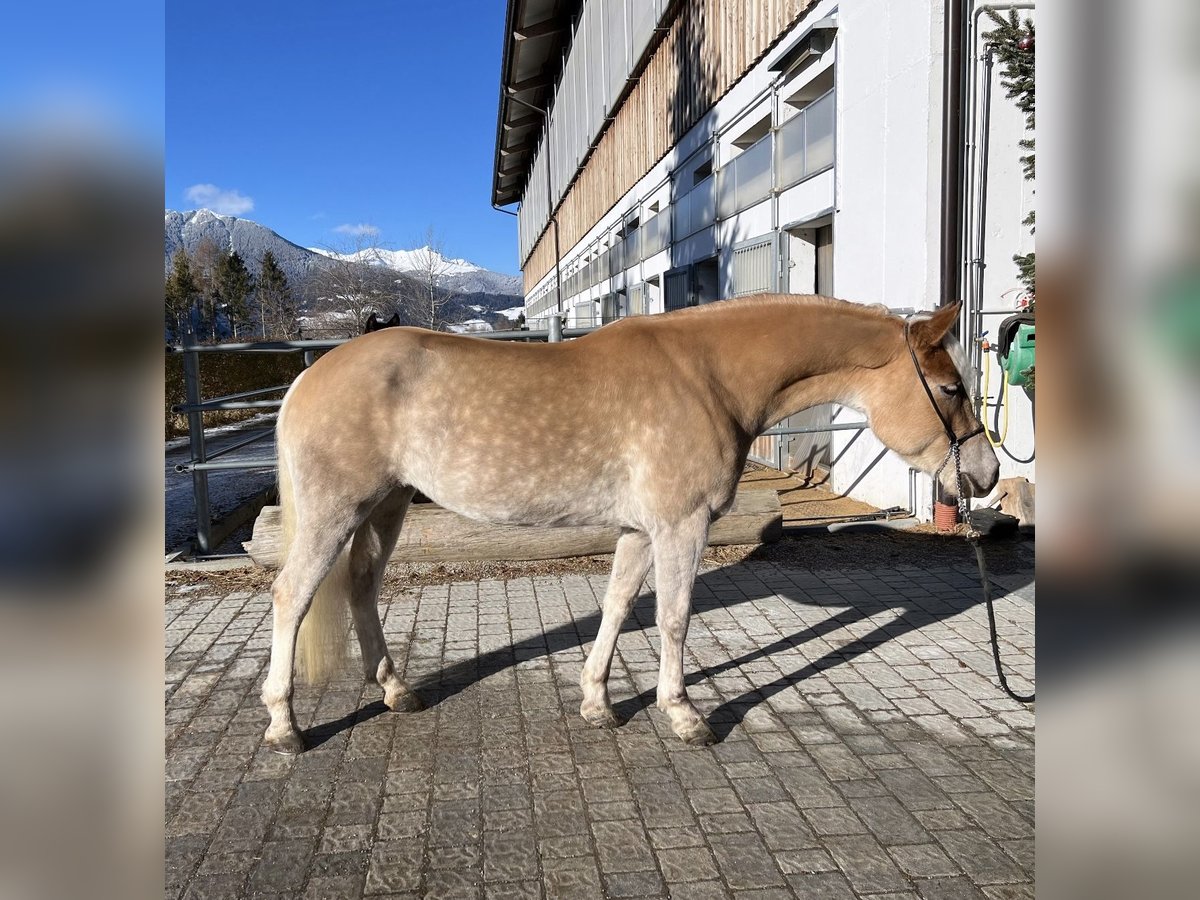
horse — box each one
[363,311,402,333]
[261,294,999,752]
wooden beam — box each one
[500,141,536,157]
[507,73,552,95]
[503,113,544,132]
[244,490,782,567]
[515,19,566,41]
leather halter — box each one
[903,320,986,450]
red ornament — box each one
[1018,35,1034,51]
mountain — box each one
[308,244,523,299]
[164,209,522,307]
[165,209,328,285]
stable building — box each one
[492,0,1035,519]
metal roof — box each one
[492,0,582,208]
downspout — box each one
[936,0,968,515]
[939,0,966,315]
[507,92,563,321]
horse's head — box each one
[363,312,402,333]
[866,302,999,499]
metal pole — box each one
[182,341,212,554]
[759,421,868,437]
[506,91,562,317]
[548,314,563,343]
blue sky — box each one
[167,0,519,273]
[1,1,163,145]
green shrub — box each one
[165,352,313,440]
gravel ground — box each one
[167,528,1033,600]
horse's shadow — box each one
[302,538,1033,747]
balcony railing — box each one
[776,89,835,190]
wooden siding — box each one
[523,0,814,293]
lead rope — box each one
[906,320,1033,704]
[949,441,1035,704]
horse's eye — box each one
[939,384,960,397]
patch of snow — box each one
[496,305,526,320]
[446,319,493,334]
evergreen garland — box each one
[985,9,1035,296]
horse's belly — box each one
[404,443,630,529]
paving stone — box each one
[936,830,1027,884]
[824,834,911,894]
[364,841,425,894]
[888,843,960,878]
[248,839,316,893]
[165,554,1033,900]
[916,876,989,899]
[663,880,728,900]
[746,801,818,850]
[849,796,932,845]
[483,830,540,882]
[657,846,720,882]
[709,832,786,890]
[783,872,859,899]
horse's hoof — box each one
[386,690,424,713]
[264,731,305,755]
[580,703,620,729]
[677,721,716,747]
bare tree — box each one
[309,232,403,337]
[191,237,224,340]
[400,226,459,331]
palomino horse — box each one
[262,295,998,752]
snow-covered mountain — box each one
[165,208,328,284]
[165,209,522,300]
[310,245,482,276]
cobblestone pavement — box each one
[166,556,1034,899]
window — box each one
[732,113,772,151]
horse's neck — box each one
[688,303,897,433]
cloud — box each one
[183,183,254,216]
[333,222,381,237]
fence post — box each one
[548,314,563,343]
[182,336,212,554]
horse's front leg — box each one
[651,512,715,746]
[580,529,652,727]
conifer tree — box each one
[986,9,1035,296]
[216,250,255,338]
[257,251,296,338]
[165,249,199,339]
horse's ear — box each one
[387,313,401,327]
[365,313,379,332]
[910,301,961,347]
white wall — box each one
[826,0,947,517]
[521,0,1036,518]
[967,2,1037,487]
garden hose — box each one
[981,357,1009,447]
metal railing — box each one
[168,325,600,556]
[170,305,897,556]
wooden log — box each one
[244,489,782,568]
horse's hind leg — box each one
[651,512,715,746]
[262,522,355,754]
[580,529,652,727]
[348,487,422,712]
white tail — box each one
[277,433,350,684]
